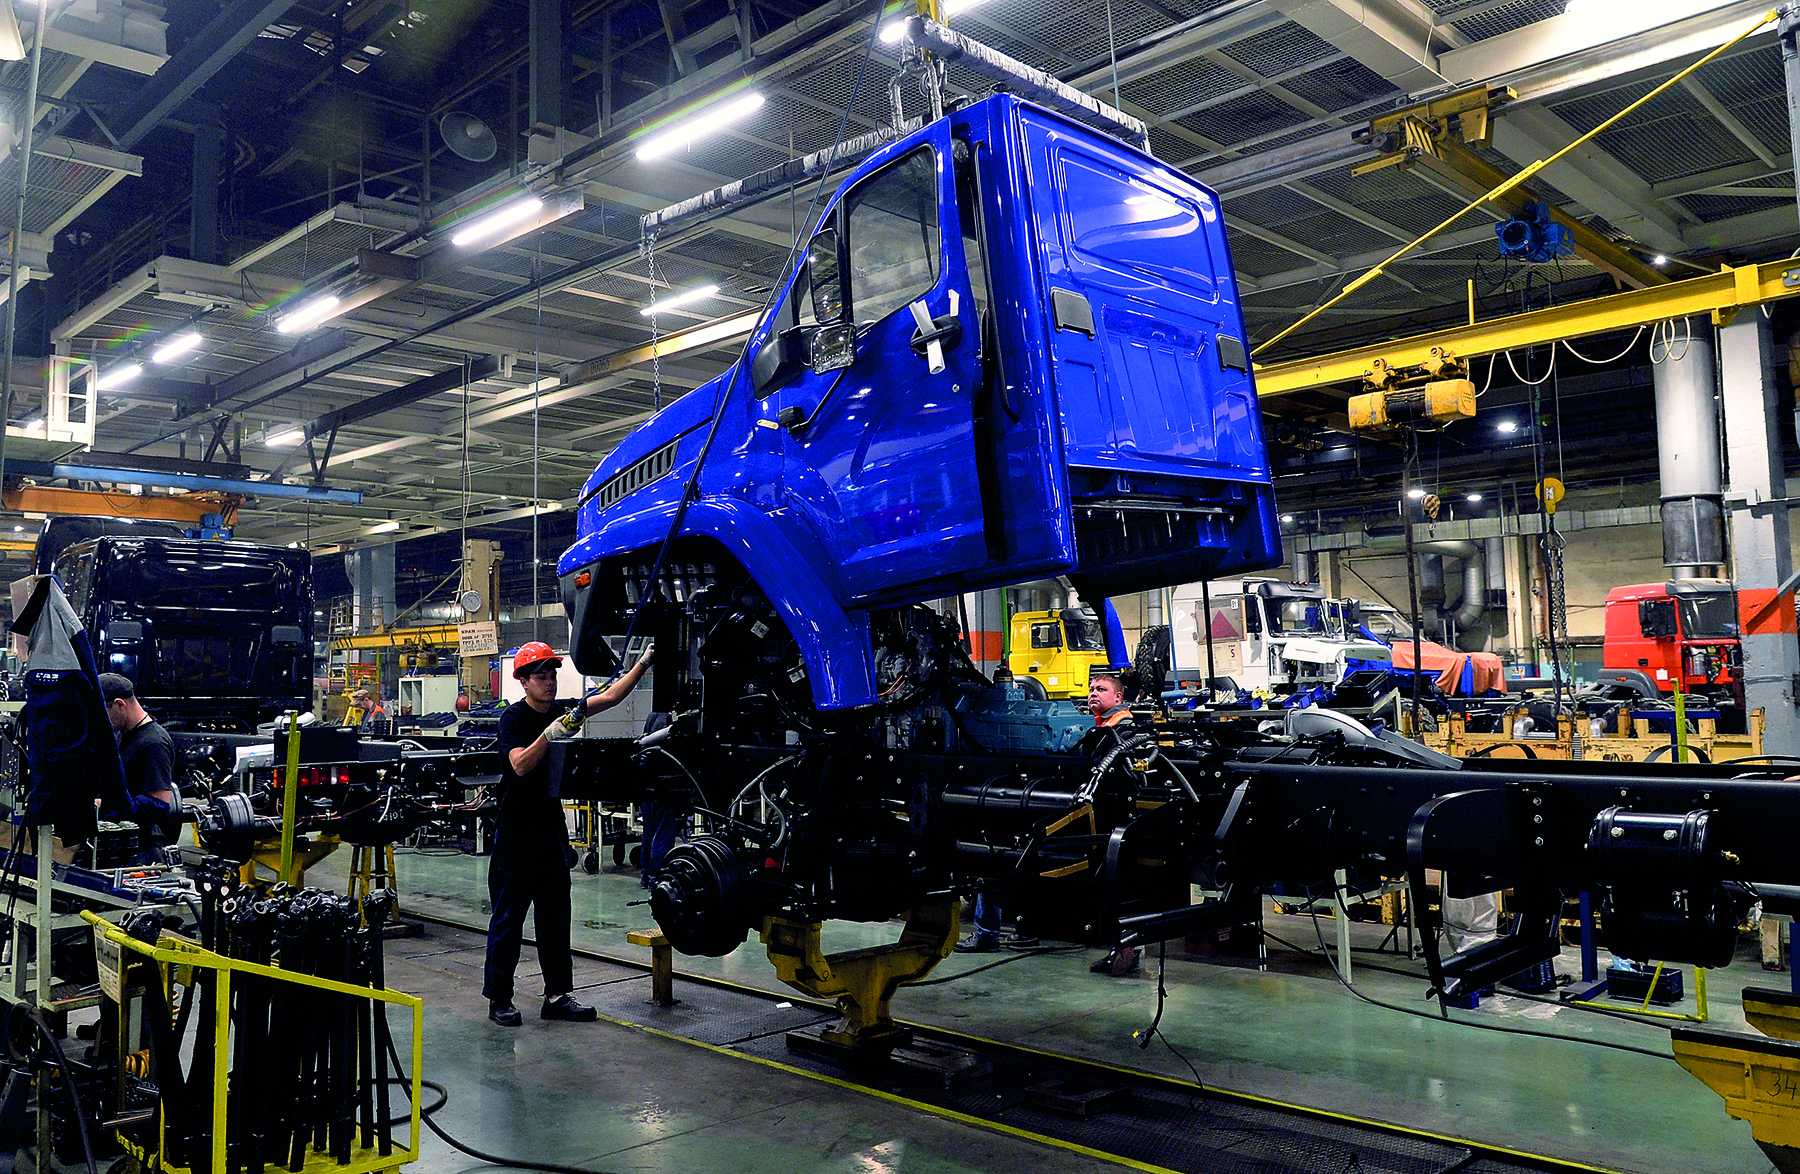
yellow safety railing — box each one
[83,911,425,1174]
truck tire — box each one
[1017,675,1049,701]
[1135,625,1171,696]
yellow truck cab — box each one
[1008,608,1110,699]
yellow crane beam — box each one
[331,624,463,652]
[1,485,237,524]
[1255,257,1800,399]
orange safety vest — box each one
[1094,706,1132,728]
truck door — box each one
[756,123,985,604]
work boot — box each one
[1090,946,1139,977]
[1004,933,1041,949]
[489,1001,522,1027]
[541,994,598,1022]
[954,935,998,954]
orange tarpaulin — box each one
[1389,640,1509,696]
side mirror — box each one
[808,230,844,324]
[752,326,811,396]
[1243,600,1262,634]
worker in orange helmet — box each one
[483,639,653,1027]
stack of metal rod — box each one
[104,862,405,1173]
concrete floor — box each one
[309,846,1782,1174]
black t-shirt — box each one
[493,700,578,847]
[118,718,177,846]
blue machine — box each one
[560,93,1280,707]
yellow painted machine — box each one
[1007,608,1109,699]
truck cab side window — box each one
[845,148,939,327]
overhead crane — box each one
[1254,255,1800,400]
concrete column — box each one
[1720,313,1800,755]
[460,538,502,700]
[1652,317,1725,578]
[1504,534,1534,663]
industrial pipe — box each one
[1652,317,1724,578]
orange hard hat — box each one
[512,641,562,678]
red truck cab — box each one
[1602,579,1742,699]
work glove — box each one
[545,707,585,742]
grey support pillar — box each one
[529,0,568,132]
[1652,317,1725,578]
[191,117,223,264]
[1720,313,1800,755]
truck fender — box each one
[567,499,878,710]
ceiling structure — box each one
[0,0,1792,557]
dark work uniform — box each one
[113,717,177,863]
[482,699,577,1005]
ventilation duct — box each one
[1652,317,1724,578]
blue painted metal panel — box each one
[560,93,1283,710]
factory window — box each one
[844,147,940,328]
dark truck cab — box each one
[53,536,314,729]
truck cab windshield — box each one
[1267,599,1326,637]
[1062,609,1107,652]
[1360,607,1414,642]
[1680,592,1739,638]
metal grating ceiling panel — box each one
[1122,57,1244,118]
[1219,23,1336,80]
[1449,0,1567,43]
[249,218,399,280]
[1225,234,1308,279]
[1181,92,1310,147]
[1279,59,1396,113]
[1224,185,1322,227]
[1597,115,1753,185]
[1678,192,1791,221]
[1302,166,1473,237]
[1271,209,1394,257]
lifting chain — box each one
[642,232,665,411]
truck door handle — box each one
[907,291,962,374]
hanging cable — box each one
[1560,327,1644,366]
[0,0,51,492]
[1649,317,1693,364]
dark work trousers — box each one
[482,827,574,1005]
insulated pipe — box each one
[1451,548,1487,629]
[1652,317,1725,578]
[1419,554,1445,606]
[1484,537,1506,597]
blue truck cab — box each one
[559,93,1280,708]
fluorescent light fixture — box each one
[1496,419,1518,434]
[151,331,203,364]
[279,294,342,335]
[642,284,720,316]
[266,428,305,447]
[365,520,402,535]
[1406,487,1426,500]
[451,196,545,247]
[1466,493,1483,503]
[96,362,142,391]
[636,92,765,161]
